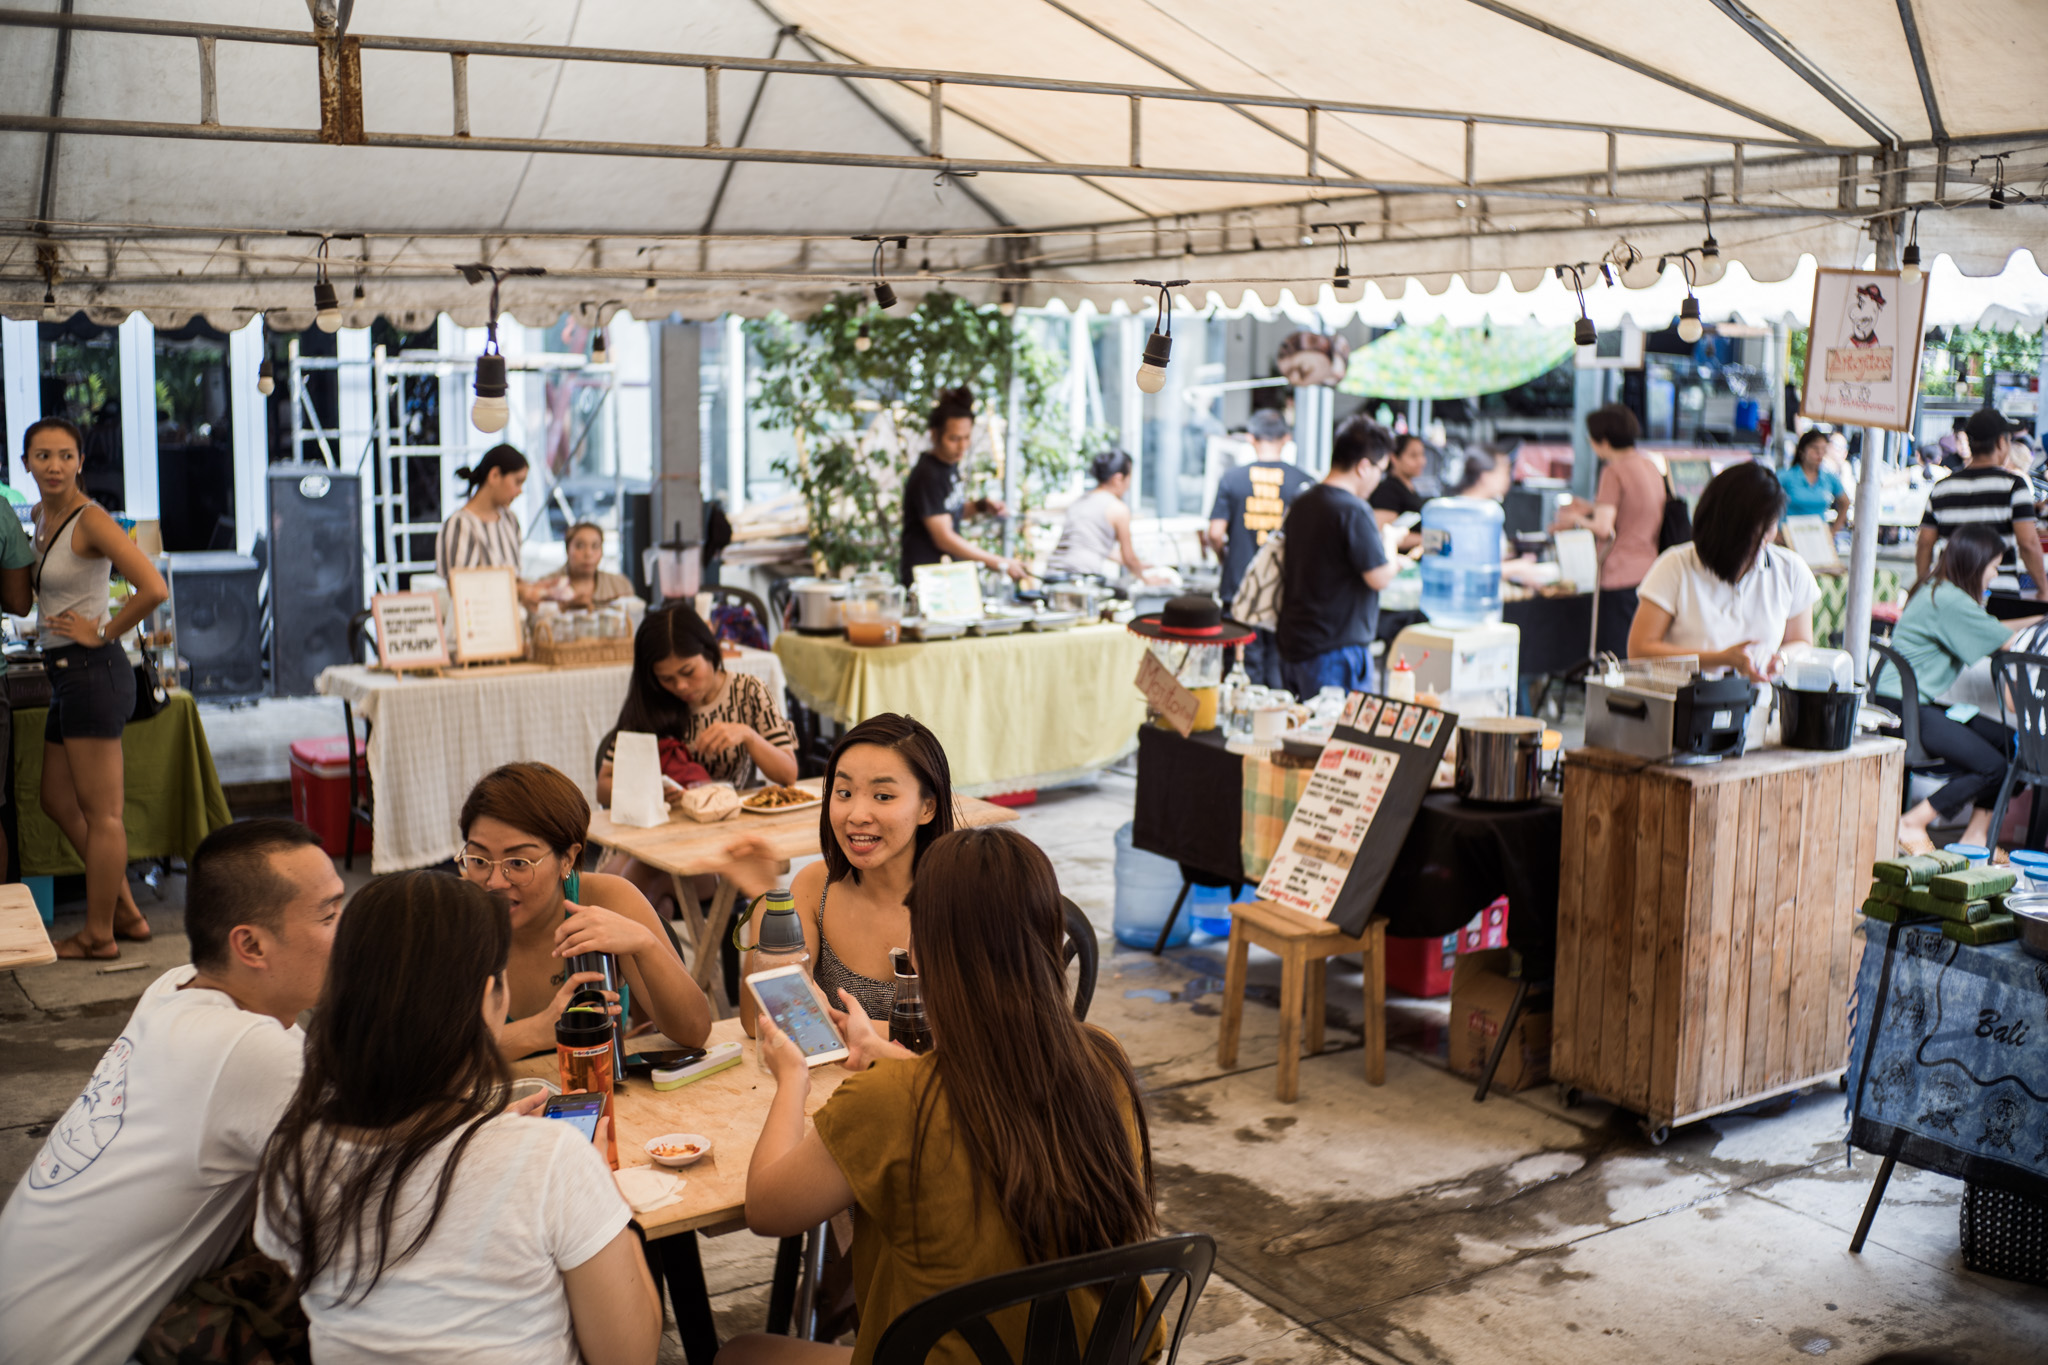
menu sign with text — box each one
[1134,650,1200,737]
[370,592,449,670]
[1254,697,1458,935]
[448,566,525,663]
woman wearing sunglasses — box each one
[459,762,711,1060]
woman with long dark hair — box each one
[1045,448,1172,584]
[460,762,710,1058]
[1877,523,2041,851]
[720,826,1155,1365]
[435,442,543,607]
[1628,459,1820,683]
[25,415,171,959]
[598,605,797,798]
[256,872,660,1364]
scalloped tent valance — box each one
[4,0,2047,328]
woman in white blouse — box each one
[436,443,544,607]
[1629,460,1819,682]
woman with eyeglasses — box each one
[459,762,711,1060]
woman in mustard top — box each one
[719,827,1155,1365]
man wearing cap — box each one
[1276,416,1399,700]
[1208,408,1314,687]
[1917,406,2047,601]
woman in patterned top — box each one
[436,443,545,608]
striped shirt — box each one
[435,508,523,581]
[1922,464,2034,573]
[598,671,796,788]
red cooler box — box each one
[290,737,370,857]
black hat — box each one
[1965,406,2018,446]
[1127,594,1255,646]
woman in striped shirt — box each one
[437,444,544,607]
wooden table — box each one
[1554,738,1904,1139]
[588,781,1020,1005]
[512,1017,844,1239]
[0,883,54,969]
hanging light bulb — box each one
[313,279,342,333]
[998,286,1016,317]
[643,277,659,300]
[854,321,872,353]
[1676,295,1704,344]
[590,328,608,366]
[1900,242,1923,285]
[472,349,509,433]
[41,287,59,322]
[352,280,366,303]
[862,235,905,310]
[1133,279,1185,394]
[256,358,276,397]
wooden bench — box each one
[1217,899,1386,1102]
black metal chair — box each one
[1061,896,1099,1022]
[1150,866,1246,956]
[340,609,377,872]
[870,1233,1215,1365]
[1986,649,2048,849]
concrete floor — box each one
[4,771,2044,1363]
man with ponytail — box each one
[899,386,1026,586]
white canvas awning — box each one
[4,0,2047,327]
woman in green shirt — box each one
[1877,524,2041,851]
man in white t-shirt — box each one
[0,819,344,1365]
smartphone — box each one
[745,965,850,1067]
[624,1047,707,1076]
[540,1090,606,1142]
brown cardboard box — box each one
[1448,948,1551,1093]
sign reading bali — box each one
[1798,267,1928,433]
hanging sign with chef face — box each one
[1799,267,1928,433]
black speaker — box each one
[268,465,363,697]
[619,490,653,599]
[166,552,265,698]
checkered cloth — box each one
[1241,753,1313,881]
[1814,567,1902,648]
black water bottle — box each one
[888,948,932,1055]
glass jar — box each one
[844,580,906,647]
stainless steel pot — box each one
[2002,891,2048,961]
[789,578,847,634]
[1455,716,1545,806]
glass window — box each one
[153,320,233,550]
[38,318,125,512]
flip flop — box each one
[54,934,120,961]
[114,916,152,943]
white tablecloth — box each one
[316,649,786,873]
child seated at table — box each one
[459,761,712,1059]
[257,872,661,1365]
[720,826,1156,1365]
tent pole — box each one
[1843,428,1884,670]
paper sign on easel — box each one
[1257,740,1400,919]
[448,566,525,663]
[370,592,449,670]
[610,731,669,828]
[1135,650,1200,737]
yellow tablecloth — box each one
[774,624,1148,794]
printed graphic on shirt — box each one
[1242,466,1290,546]
[30,1036,131,1188]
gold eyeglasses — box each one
[455,853,548,884]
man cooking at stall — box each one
[899,385,1027,585]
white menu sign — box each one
[1255,740,1400,920]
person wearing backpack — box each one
[1552,404,1670,659]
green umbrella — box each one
[1339,320,1574,400]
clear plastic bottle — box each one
[1221,661,1251,738]
[1419,496,1504,628]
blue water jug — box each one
[1419,496,1503,628]
[1111,821,1192,949]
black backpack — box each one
[1657,476,1692,551]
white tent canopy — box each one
[4,0,2048,327]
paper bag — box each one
[611,731,669,828]
[677,784,741,823]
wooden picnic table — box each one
[587,779,1019,1006]
[0,884,54,969]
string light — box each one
[1133,278,1187,394]
[456,263,546,433]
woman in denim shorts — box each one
[25,417,169,959]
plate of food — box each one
[740,783,823,815]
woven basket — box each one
[530,627,633,669]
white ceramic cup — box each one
[1252,706,1297,745]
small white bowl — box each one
[644,1132,712,1168]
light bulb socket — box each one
[41,287,58,322]
[1901,243,1921,269]
[1141,329,1173,371]
[256,358,276,396]
[590,329,608,365]
[313,279,342,332]
[1573,316,1598,347]
[473,351,508,401]
[874,281,898,310]
[1334,265,1351,288]
[1679,296,1702,324]
[352,281,365,301]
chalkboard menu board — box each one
[1255,694,1457,938]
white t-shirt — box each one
[1636,542,1822,674]
[256,1113,629,1365]
[0,967,305,1365]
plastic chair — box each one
[869,1233,1215,1365]
[339,609,378,871]
[1986,649,2048,849]
[1060,896,1099,1022]
[1866,640,1940,770]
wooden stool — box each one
[1218,899,1386,1102]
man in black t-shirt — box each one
[1277,417,1397,700]
[1208,408,1313,686]
[898,386,1025,587]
